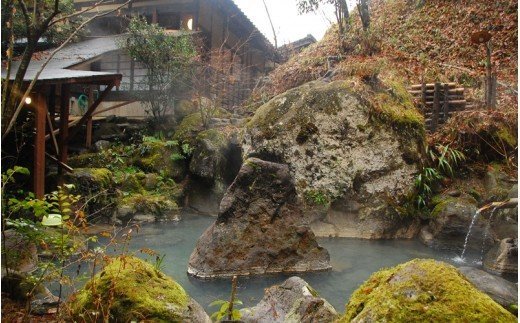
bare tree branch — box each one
[262,0,277,49]
[49,0,108,27]
[2,0,132,138]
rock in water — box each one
[243,80,424,239]
[484,238,518,275]
[188,158,331,278]
[458,266,517,309]
[241,276,338,322]
[338,259,516,322]
[420,196,481,249]
[68,256,210,322]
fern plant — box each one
[413,144,466,210]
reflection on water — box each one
[68,212,494,312]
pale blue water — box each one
[80,212,485,313]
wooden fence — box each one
[408,82,476,132]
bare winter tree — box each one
[190,34,255,129]
[357,0,371,31]
[1,0,131,138]
[297,0,350,48]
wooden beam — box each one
[33,93,47,199]
[69,82,115,139]
[92,100,137,116]
[45,152,74,172]
[58,84,71,184]
[409,88,464,95]
[432,82,440,131]
[86,86,95,148]
[409,82,456,90]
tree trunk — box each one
[357,0,370,31]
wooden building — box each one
[278,34,317,61]
[72,0,278,115]
[2,58,122,198]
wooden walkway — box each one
[408,82,476,132]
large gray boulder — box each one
[459,266,517,308]
[1,230,37,274]
[241,277,338,322]
[187,158,331,278]
[187,128,242,215]
[243,80,424,239]
[420,196,481,249]
[484,238,518,275]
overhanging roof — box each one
[2,36,127,84]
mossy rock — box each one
[339,259,516,322]
[118,173,145,193]
[174,99,198,122]
[189,129,230,182]
[173,108,230,146]
[68,256,209,322]
[68,153,107,168]
[133,140,187,181]
[117,192,180,222]
[64,168,116,222]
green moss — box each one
[72,168,112,187]
[68,153,107,168]
[494,127,517,147]
[118,173,145,193]
[134,141,186,180]
[174,99,198,121]
[339,259,516,322]
[371,77,425,141]
[196,129,227,147]
[88,168,112,186]
[120,192,179,216]
[173,109,230,145]
[69,256,189,322]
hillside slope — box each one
[251,0,517,108]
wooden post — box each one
[58,84,70,184]
[485,41,493,109]
[86,86,94,148]
[432,82,440,131]
[33,93,47,199]
[443,83,450,122]
[490,74,497,109]
[152,8,158,24]
[421,82,427,112]
[48,85,57,127]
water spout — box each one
[459,210,480,261]
[457,198,517,263]
[479,207,498,264]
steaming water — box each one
[77,211,485,312]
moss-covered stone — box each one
[244,80,423,237]
[120,192,179,217]
[118,173,145,193]
[371,77,425,141]
[68,153,107,168]
[133,140,187,181]
[68,256,207,322]
[339,259,516,322]
[174,99,198,122]
[173,108,230,146]
[64,168,115,222]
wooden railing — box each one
[408,82,476,132]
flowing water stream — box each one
[72,211,486,312]
[454,210,481,263]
